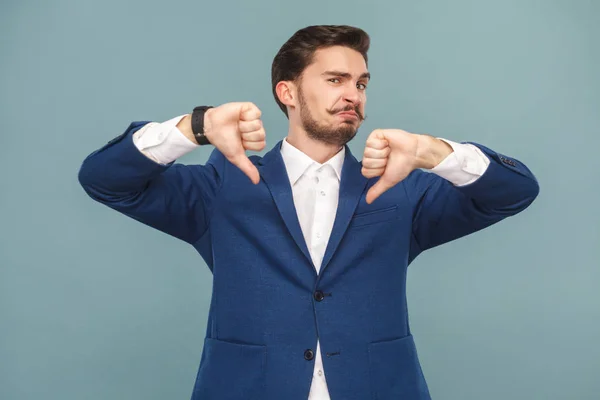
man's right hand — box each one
[178,102,266,184]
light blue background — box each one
[1,1,598,399]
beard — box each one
[297,87,363,147]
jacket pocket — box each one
[193,338,267,400]
[349,205,399,229]
[367,334,430,399]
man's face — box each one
[294,46,369,147]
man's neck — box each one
[285,129,343,165]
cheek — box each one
[308,95,331,114]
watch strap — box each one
[191,106,214,145]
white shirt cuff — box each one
[132,114,199,165]
[428,138,490,186]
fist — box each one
[361,129,420,204]
[204,102,266,184]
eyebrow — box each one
[321,70,371,81]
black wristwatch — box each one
[191,106,214,145]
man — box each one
[78,25,539,400]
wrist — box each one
[416,135,453,169]
[189,106,216,146]
[202,107,216,144]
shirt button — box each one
[304,349,315,361]
[320,190,326,196]
[318,370,323,376]
[316,232,321,239]
[314,176,320,183]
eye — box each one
[328,78,340,83]
[357,83,367,90]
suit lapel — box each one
[258,141,369,277]
[259,141,315,272]
[319,148,368,274]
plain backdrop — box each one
[1,1,599,399]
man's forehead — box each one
[307,47,369,78]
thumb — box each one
[365,175,394,204]
[230,152,261,184]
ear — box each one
[276,81,297,109]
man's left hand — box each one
[361,129,453,204]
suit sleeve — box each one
[405,142,540,264]
[77,121,226,244]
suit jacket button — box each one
[314,290,325,302]
[304,349,314,361]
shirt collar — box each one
[280,138,345,185]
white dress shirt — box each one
[131,115,490,399]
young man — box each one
[79,25,539,400]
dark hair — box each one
[271,25,371,117]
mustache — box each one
[329,106,365,120]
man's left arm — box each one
[361,130,539,263]
[428,138,491,187]
[405,136,540,263]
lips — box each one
[337,111,358,119]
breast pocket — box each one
[192,338,267,400]
[348,205,399,229]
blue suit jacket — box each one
[78,121,539,400]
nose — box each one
[342,84,362,106]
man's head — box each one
[271,25,370,147]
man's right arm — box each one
[77,115,225,245]
[78,102,266,244]
[132,114,198,165]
